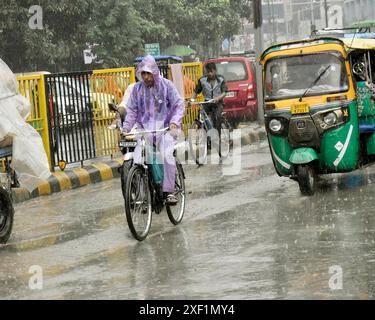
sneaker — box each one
[166,193,178,206]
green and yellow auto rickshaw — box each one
[260,37,375,195]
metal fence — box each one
[44,72,96,168]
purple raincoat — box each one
[123,55,185,193]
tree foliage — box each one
[0,0,251,72]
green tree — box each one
[0,0,250,72]
[0,0,95,72]
[87,0,144,68]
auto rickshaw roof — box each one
[261,37,375,62]
[260,37,346,61]
[341,37,375,51]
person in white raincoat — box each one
[0,58,50,191]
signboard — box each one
[83,49,97,65]
[230,34,255,54]
[145,43,160,56]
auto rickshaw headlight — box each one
[323,112,337,126]
[269,119,282,132]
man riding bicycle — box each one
[191,62,228,137]
[123,55,185,206]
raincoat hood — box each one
[136,55,161,85]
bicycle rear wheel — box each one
[124,166,152,241]
[166,162,186,225]
[189,121,207,165]
[0,188,14,244]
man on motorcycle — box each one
[123,55,185,205]
[191,62,228,137]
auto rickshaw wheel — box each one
[0,187,14,244]
[297,164,316,196]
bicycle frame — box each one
[124,128,169,214]
[191,102,214,132]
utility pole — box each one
[253,0,264,123]
[324,0,328,28]
[310,0,315,33]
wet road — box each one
[2,141,375,299]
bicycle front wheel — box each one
[125,166,152,241]
[189,121,207,165]
[166,162,186,225]
[219,118,233,159]
[120,160,133,199]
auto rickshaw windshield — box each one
[265,51,349,101]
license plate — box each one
[291,104,310,115]
[226,91,235,98]
[119,141,137,148]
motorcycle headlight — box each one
[269,119,282,132]
[323,112,337,126]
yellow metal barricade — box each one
[90,68,136,157]
[16,74,52,168]
[181,62,203,135]
[181,62,203,100]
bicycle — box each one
[0,147,15,244]
[188,101,232,165]
[122,128,186,241]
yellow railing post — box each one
[16,74,52,169]
[37,75,52,168]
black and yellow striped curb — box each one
[12,127,267,204]
[12,159,124,204]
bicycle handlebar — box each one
[123,127,169,137]
[188,100,216,106]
